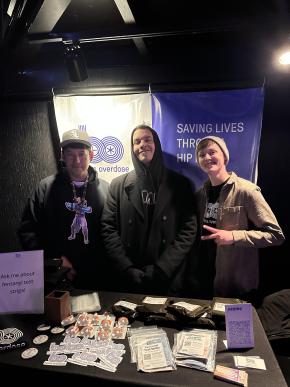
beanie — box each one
[195,136,230,165]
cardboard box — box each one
[45,290,71,324]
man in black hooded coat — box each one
[101,124,197,295]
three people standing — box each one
[19,127,284,300]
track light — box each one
[272,36,290,71]
[64,42,88,82]
[278,49,290,65]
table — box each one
[0,291,287,386]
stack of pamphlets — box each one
[172,328,217,372]
[70,292,101,314]
[127,326,176,372]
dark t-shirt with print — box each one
[199,181,226,298]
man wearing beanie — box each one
[19,129,109,291]
[101,124,197,295]
[187,135,284,302]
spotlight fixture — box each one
[64,42,88,82]
[272,36,290,71]
[278,49,290,65]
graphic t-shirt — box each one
[203,184,223,232]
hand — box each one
[143,265,155,281]
[126,267,145,285]
[201,225,234,245]
[143,265,168,283]
[142,265,169,294]
[61,255,77,281]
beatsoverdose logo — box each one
[90,136,124,164]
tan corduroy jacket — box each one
[197,172,285,297]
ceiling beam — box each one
[28,0,71,34]
[29,25,241,45]
[114,0,149,56]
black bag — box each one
[258,289,290,341]
[44,259,73,294]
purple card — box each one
[225,303,254,349]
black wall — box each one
[257,80,290,295]
[0,101,59,252]
[0,65,289,296]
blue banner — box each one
[151,88,264,190]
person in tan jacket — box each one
[188,136,284,301]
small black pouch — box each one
[167,301,210,320]
[112,299,139,322]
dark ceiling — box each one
[1,0,290,94]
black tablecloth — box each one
[0,291,287,386]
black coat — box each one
[101,168,197,295]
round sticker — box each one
[37,324,51,332]
[118,316,129,326]
[21,347,39,359]
[112,326,123,339]
[51,327,64,334]
[98,329,109,341]
[65,325,79,337]
[33,335,49,345]
[61,315,75,326]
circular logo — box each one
[0,328,23,345]
[90,136,124,163]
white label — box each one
[114,300,138,310]
[142,297,167,305]
[172,302,200,312]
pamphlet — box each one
[225,303,254,349]
[0,250,44,314]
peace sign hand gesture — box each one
[201,225,234,245]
